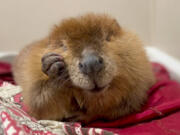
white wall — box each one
[0,0,151,52]
[153,0,180,59]
[0,0,180,60]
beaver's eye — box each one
[60,43,67,51]
[106,35,111,41]
[105,32,113,42]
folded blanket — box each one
[0,62,180,135]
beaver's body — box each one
[13,13,155,123]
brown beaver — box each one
[13,13,155,124]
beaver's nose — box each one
[79,54,104,75]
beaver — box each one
[13,13,155,124]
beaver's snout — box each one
[79,53,104,76]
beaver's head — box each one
[48,13,122,91]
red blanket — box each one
[0,62,180,135]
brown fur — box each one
[13,13,155,123]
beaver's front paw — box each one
[41,52,67,78]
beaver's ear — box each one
[105,19,121,41]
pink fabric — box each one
[0,62,15,86]
[0,62,180,135]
